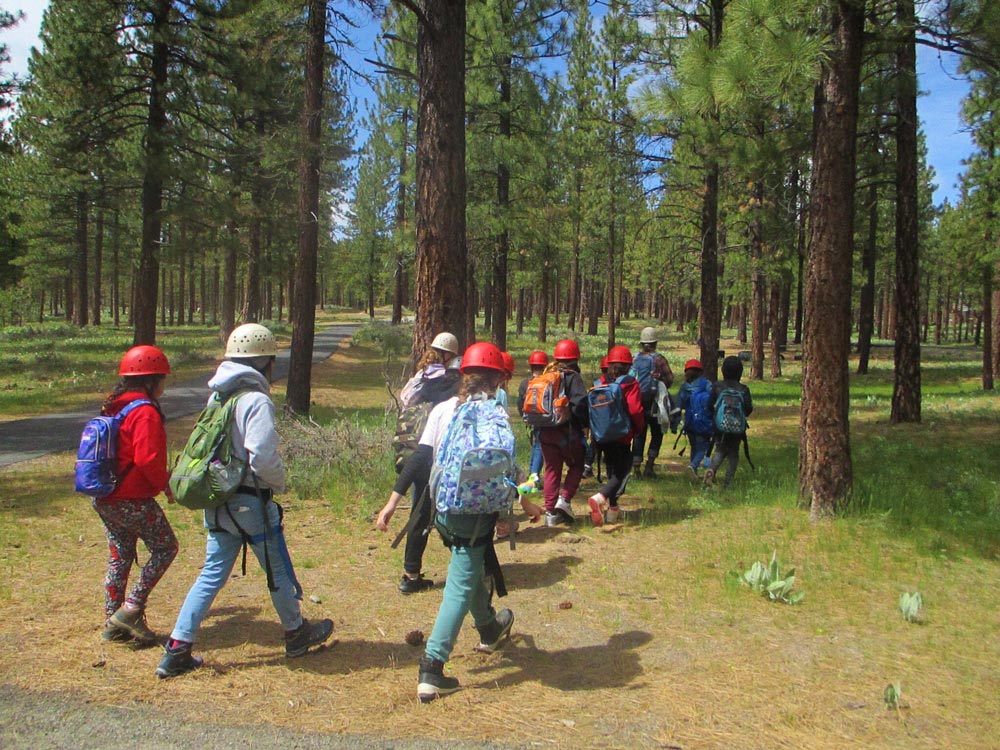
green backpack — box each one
[169,390,250,510]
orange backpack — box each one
[521,369,570,428]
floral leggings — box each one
[92,498,178,620]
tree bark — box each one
[749,179,765,380]
[410,0,468,365]
[799,0,863,519]
[392,107,410,326]
[73,190,88,328]
[983,263,994,390]
[133,0,170,346]
[286,0,326,415]
[890,0,921,424]
[857,179,878,374]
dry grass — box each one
[1,337,998,749]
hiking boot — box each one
[554,496,575,522]
[703,469,715,488]
[417,656,461,703]
[581,464,594,479]
[588,494,607,526]
[476,608,514,653]
[605,506,621,524]
[109,605,157,644]
[285,618,334,658]
[643,459,656,478]
[399,574,434,595]
[155,642,203,679]
[101,621,131,642]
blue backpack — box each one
[714,387,747,434]
[588,376,632,445]
[74,399,154,498]
[629,352,656,401]
[685,380,714,436]
[430,396,517,515]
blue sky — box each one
[2,0,975,206]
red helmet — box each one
[606,345,633,365]
[119,345,170,376]
[599,356,609,370]
[528,350,548,367]
[553,339,580,361]
[459,341,505,373]
[685,358,703,371]
[501,351,515,376]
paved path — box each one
[0,323,361,468]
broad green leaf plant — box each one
[742,551,804,604]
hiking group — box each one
[77,323,752,702]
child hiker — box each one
[704,355,753,489]
[587,346,644,526]
[376,342,535,702]
[391,331,461,594]
[630,327,674,478]
[517,350,548,478]
[677,358,714,478]
[92,345,178,645]
[537,339,589,527]
[156,324,332,678]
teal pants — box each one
[425,514,496,663]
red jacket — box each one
[101,392,169,501]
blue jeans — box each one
[425,514,497,664]
[170,492,303,643]
[688,433,712,471]
[529,432,543,476]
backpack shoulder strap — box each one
[116,398,156,420]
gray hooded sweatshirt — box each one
[207,360,286,493]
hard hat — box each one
[226,323,277,358]
[528,350,548,367]
[459,341,505,373]
[599,356,609,370]
[606,345,633,365]
[430,331,459,356]
[684,358,703,371]
[501,351,515,376]
[640,327,658,344]
[119,345,170,376]
[553,339,580,361]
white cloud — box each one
[3,1,48,77]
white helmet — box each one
[430,331,459,356]
[226,323,277,358]
[640,326,658,344]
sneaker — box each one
[285,618,334,658]
[688,465,699,480]
[417,656,461,703]
[109,605,157,644]
[605,506,621,524]
[544,511,561,527]
[554,496,576,522]
[588,494,606,526]
[476,608,514,653]
[101,621,131,642]
[155,642,203,679]
[581,464,594,479]
[643,459,656,478]
[399,574,434,594]
[703,469,715,488]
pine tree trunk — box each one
[857,180,878,374]
[133,0,170,346]
[73,191,88,328]
[411,0,468,364]
[92,207,103,326]
[890,0,921,424]
[392,107,410,326]
[750,180,765,380]
[983,263,994,390]
[800,0,863,519]
[769,281,782,379]
[286,0,326,414]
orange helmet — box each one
[528,350,548,367]
[119,345,170,376]
[606,345,633,365]
[459,341,505,373]
[553,339,580,361]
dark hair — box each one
[721,355,743,380]
[101,374,165,414]
[607,362,629,379]
[231,354,274,374]
[458,369,504,400]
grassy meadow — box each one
[0,315,998,749]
